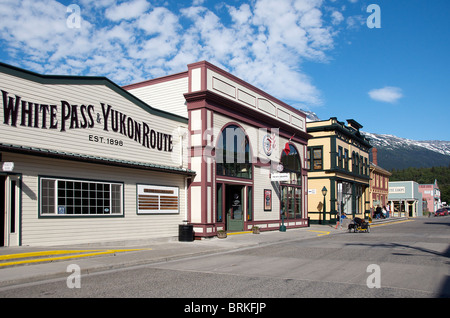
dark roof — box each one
[0,143,195,176]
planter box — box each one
[252,227,260,234]
[217,231,227,239]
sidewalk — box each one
[0,224,342,288]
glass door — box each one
[294,187,302,218]
[226,185,244,231]
[281,186,302,220]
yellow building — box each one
[306,118,372,224]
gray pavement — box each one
[0,218,407,288]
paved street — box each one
[0,217,448,300]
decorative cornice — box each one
[184,90,313,142]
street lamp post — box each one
[322,186,327,224]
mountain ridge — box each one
[362,132,450,171]
[301,110,450,171]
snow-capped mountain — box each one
[362,132,450,170]
[363,132,450,157]
[299,109,450,170]
[301,110,321,122]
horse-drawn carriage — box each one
[348,217,370,233]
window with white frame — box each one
[40,177,123,216]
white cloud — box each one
[105,0,151,21]
[0,0,352,108]
[227,3,252,25]
[346,15,365,29]
[368,86,403,103]
[192,0,205,6]
[331,11,344,25]
[138,7,179,36]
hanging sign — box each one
[270,172,289,182]
[262,133,277,156]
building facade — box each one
[0,62,195,247]
[418,180,441,213]
[125,61,312,238]
[369,147,392,213]
[388,181,423,217]
[306,118,372,224]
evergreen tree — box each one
[390,166,450,203]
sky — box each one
[0,0,448,141]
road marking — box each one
[0,250,104,261]
[370,220,414,227]
[227,231,252,236]
[0,249,149,267]
[307,230,330,237]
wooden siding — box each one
[126,77,189,118]
[0,72,186,170]
[3,152,187,246]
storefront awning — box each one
[0,143,196,176]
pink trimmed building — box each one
[124,61,312,239]
[418,180,441,213]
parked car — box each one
[435,208,448,216]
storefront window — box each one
[280,144,302,219]
[281,144,302,185]
[247,186,253,221]
[216,183,223,222]
[40,177,123,216]
[338,182,353,215]
[355,184,362,214]
[216,125,252,179]
[281,187,302,219]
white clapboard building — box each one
[1,61,311,246]
[0,62,194,247]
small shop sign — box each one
[270,173,289,182]
[2,162,14,172]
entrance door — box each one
[281,186,302,219]
[1,175,20,247]
[226,185,244,231]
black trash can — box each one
[178,224,194,242]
